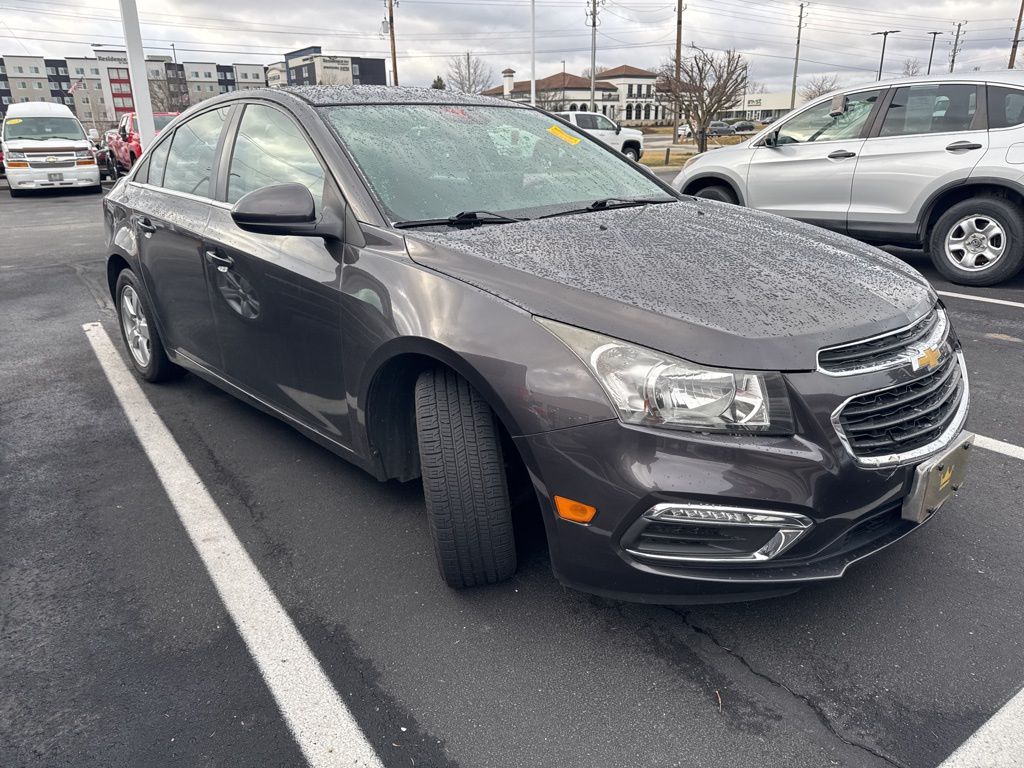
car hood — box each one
[404,199,935,370]
[621,127,644,139]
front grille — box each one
[836,349,965,460]
[29,161,75,169]
[818,308,945,375]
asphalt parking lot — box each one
[2,180,1023,768]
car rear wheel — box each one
[694,184,737,205]
[930,197,1024,286]
[114,269,182,383]
[414,368,517,588]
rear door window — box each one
[987,85,1024,129]
[879,84,979,136]
[143,137,172,187]
[161,107,229,198]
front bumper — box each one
[514,362,969,604]
[5,165,100,190]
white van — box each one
[2,102,101,196]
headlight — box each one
[6,151,26,160]
[537,318,794,434]
[75,150,92,159]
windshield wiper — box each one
[394,210,526,229]
[538,196,676,219]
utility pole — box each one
[672,0,684,141]
[586,0,601,111]
[950,21,965,73]
[1010,0,1024,68]
[926,32,941,74]
[530,0,536,105]
[872,30,899,81]
[790,2,805,110]
[387,0,398,86]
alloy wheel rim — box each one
[120,285,152,367]
[944,215,1006,272]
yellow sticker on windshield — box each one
[5,118,22,125]
[548,124,581,145]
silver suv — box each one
[674,72,1024,285]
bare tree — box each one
[147,77,175,112]
[581,63,608,80]
[902,57,922,77]
[746,79,768,95]
[447,53,495,94]
[798,73,840,102]
[657,46,748,153]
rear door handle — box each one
[136,217,156,234]
[827,150,857,159]
[946,141,983,152]
[204,250,234,272]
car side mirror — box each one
[615,124,622,134]
[118,126,128,140]
[231,183,319,236]
[763,130,780,148]
[829,94,848,118]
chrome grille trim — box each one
[831,350,969,468]
[817,308,948,376]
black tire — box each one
[114,269,182,383]
[414,368,516,588]
[623,146,639,161]
[694,184,737,204]
[929,196,1024,286]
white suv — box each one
[554,111,644,161]
[674,72,1024,285]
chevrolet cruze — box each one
[103,86,973,603]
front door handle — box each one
[946,141,983,152]
[136,217,156,234]
[204,250,234,272]
[827,150,857,159]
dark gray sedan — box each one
[103,86,972,603]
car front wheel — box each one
[415,368,517,588]
[694,184,738,205]
[114,269,182,382]
[623,146,639,161]
[930,197,1024,285]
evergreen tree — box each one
[431,76,446,90]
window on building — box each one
[0,65,5,74]
[83,109,91,117]
[34,82,43,89]
[161,107,229,196]
[353,64,359,76]
[204,71,212,78]
[627,84,633,98]
[0,80,7,89]
[150,69,161,77]
[190,71,199,78]
[61,81,69,89]
[74,67,84,75]
[82,95,90,104]
[30,66,40,74]
[241,72,249,79]
[218,71,225,80]
[46,67,55,75]
[94,81,102,89]
[64,97,74,104]
[90,67,100,75]
[59,67,67,75]
[18,81,27,89]
[1,96,10,105]
[15,66,24,73]
[227,103,325,206]
[208,84,215,92]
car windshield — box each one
[154,115,175,131]
[3,116,85,142]
[320,104,670,222]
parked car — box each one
[674,72,1024,285]
[732,120,757,132]
[553,111,643,160]
[1,101,101,195]
[677,120,737,139]
[105,86,971,602]
[108,111,178,173]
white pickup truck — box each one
[554,112,644,161]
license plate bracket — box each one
[901,433,974,524]
[47,172,64,182]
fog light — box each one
[554,495,597,524]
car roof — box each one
[828,69,1024,99]
[4,101,77,119]
[278,85,528,108]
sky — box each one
[1,0,1021,92]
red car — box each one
[109,112,178,174]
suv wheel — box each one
[694,184,738,205]
[414,368,517,588]
[930,197,1024,286]
[623,146,639,161]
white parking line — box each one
[937,290,1024,310]
[974,434,1024,462]
[937,686,1024,767]
[82,322,383,768]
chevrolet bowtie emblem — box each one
[939,465,954,490]
[913,346,941,371]
[45,156,58,163]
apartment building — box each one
[233,63,267,90]
[183,61,218,103]
[147,59,190,113]
[276,46,386,87]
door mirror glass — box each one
[763,129,779,148]
[829,94,848,118]
[231,183,318,235]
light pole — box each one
[871,30,900,81]
[926,32,941,74]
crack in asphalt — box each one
[672,608,906,768]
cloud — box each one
[2,0,1018,92]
